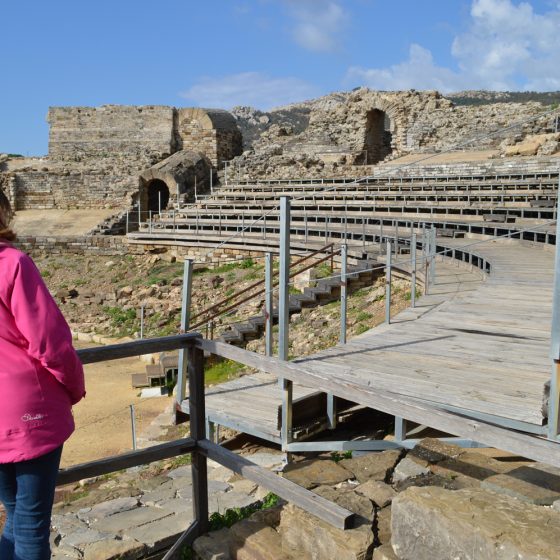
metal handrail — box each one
[189,243,336,329]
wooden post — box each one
[176,260,193,414]
[188,344,209,535]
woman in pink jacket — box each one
[0,191,85,560]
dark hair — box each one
[0,189,16,241]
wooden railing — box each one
[60,334,354,560]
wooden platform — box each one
[180,237,555,441]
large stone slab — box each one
[93,505,175,534]
[283,458,352,489]
[81,537,147,560]
[392,457,429,483]
[409,438,465,464]
[126,513,192,549]
[341,451,401,484]
[430,451,507,485]
[77,497,140,523]
[279,504,374,560]
[481,464,560,505]
[391,486,560,560]
[313,485,374,523]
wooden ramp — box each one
[182,238,554,441]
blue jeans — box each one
[0,446,62,560]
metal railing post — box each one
[340,244,348,344]
[385,240,392,324]
[431,226,436,285]
[140,304,145,339]
[279,197,293,452]
[395,416,407,443]
[411,232,417,308]
[265,253,274,358]
[424,226,430,295]
[129,404,137,450]
[176,260,193,410]
[548,173,560,439]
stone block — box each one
[355,480,396,508]
[126,512,192,549]
[283,458,352,489]
[392,457,430,483]
[81,537,147,560]
[341,451,401,484]
[229,519,290,560]
[92,505,175,534]
[313,485,374,523]
[372,544,399,560]
[430,451,506,484]
[77,497,139,523]
[193,527,232,560]
[409,438,465,464]
[279,504,374,560]
[375,506,392,546]
[391,486,560,560]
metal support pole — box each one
[265,253,273,358]
[210,169,213,195]
[126,211,129,234]
[279,197,293,452]
[138,198,141,228]
[548,173,560,439]
[177,184,180,208]
[395,416,407,442]
[129,404,137,450]
[395,222,399,255]
[194,176,198,201]
[431,227,436,285]
[411,232,417,308]
[149,211,152,233]
[424,227,430,295]
[188,345,209,535]
[305,212,308,244]
[140,304,145,339]
[158,191,161,216]
[362,218,366,249]
[176,260,193,408]
[340,244,348,344]
[385,241,392,324]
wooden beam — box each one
[196,339,560,468]
[76,334,200,364]
[57,437,196,486]
[198,439,354,530]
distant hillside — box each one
[447,90,560,106]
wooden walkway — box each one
[182,236,555,442]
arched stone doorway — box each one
[364,109,393,164]
[146,179,170,213]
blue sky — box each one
[1,0,559,155]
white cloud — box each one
[347,0,560,92]
[348,44,467,93]
[180,72,319,109]
[284,0,348,52]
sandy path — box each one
[61,342,172,468]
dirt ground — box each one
[61,341,172,468]
[13,209,115,236]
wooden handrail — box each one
[76,333,200,364]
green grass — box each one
[354,324,369,335]
[331,450,352,462]
[355,311,373,322]
[204,359,245,386]
[315,262,333,279]
[103,306,137,334]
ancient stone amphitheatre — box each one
[1,88,560,559]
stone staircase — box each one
[219,260,377,347]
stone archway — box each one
[364,109,393,164]
[146,179,170,213]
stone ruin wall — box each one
[232,88,558,180]
[0,105,242,212]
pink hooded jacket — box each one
[0,243,85,463]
